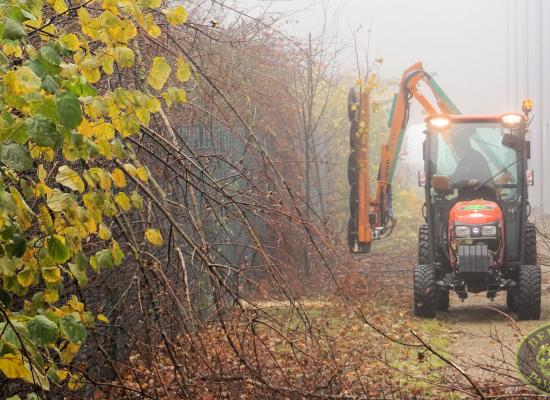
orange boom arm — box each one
[348,62,461,253]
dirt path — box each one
[440,267,550,380]
[363,243,550,383]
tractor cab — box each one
[413,111,540,319]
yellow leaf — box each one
[60,33,80,51]
[112,114,139,137]
[163,5,188,25]
[68,371,85,390]
[114,192,131,211]
[3,42,22,57]
[113,46,134,68]
[131,191,143,209]
[4,67,41,96]
[80,57,101,83]
[98,223,111,240]
[100,52,115,75]
[47,189,72,212]
[0,353,32,380]
[56,166,85,193]
[97,313,109,323]
[123,163,137,177]
[162,87,186,108]
[44,288,59,304]
[176,57,191,82]
[145,97,161,113]
[87,167,112,191]
[52,0,68,13]
[147,57,171,90]
[17,268,36,287]
[135,107,150,126]
[42,266,61,283]
[111,168,126,187]
[136,166,148,182]
[143,14,161,37]
[68,295,84,312]
[145,228,164,246]
[60,343,80,364]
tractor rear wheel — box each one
[413,264,438,318]
[418,224,431,265]
[525,223,537,265]
[516,264,541,320]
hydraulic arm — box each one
[347,62,460,253]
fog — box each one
[237,0,509,117]
[235,0,550,212]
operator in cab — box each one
[449,133,496,200]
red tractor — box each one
[348,63,540,319]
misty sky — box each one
[236,0,511,121]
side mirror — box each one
[431,175,451,195]
[502,133,524,152]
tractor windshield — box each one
[430,122,520,201]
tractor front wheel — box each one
[413,264,438,318]
[506,287,517,312]
[516,264,541,320]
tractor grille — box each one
[457,245,491,273]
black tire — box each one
[418,224,431,265]
[506,287,517,312]
[525,223,537,265]
[516,264,541,320]
[437,289,450,311]
[347,88,357,122]
[413,264,438,318]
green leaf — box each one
[55,92,82,129]
[0,143,32,171]
[40,45,60,66]
[46,235,70,263]
[59,314,86,343]
[3,18,27,40]
[8,234,26,258]
[27,315,59,347]
[0,288,12,307]
[68,262,88,288]
[41,75,59,94]
[64,77,97,97]
[94,249,114,269]
[0,256,22,277]
[26,115,59,148]
[0,190,16,213]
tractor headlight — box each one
[481,225,497,237]
[455,225,471,237]
[501,113,523,128]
